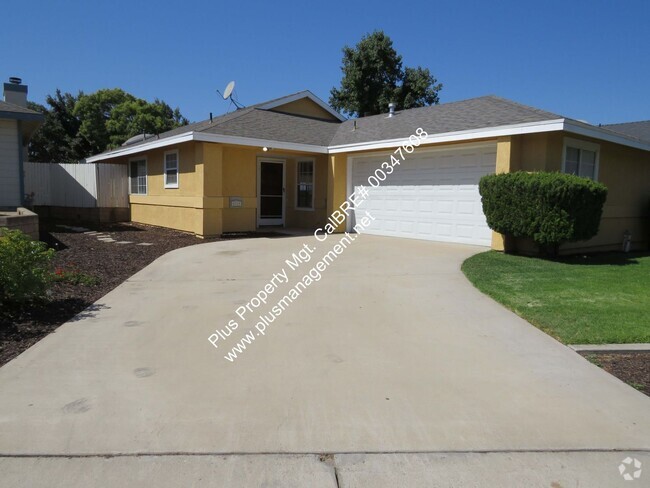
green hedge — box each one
[479,172,608,252]
[0,228,54,306]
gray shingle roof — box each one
[114,101,339,153]
[199,109,340,146]
[329,96,563,146]
[0,100,44,119]
[116,95,564,154]
[602,121,650,143]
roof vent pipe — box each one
[388,102,396,117]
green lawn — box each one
[461,251,650,344]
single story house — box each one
[0,78,43,208]
[87,91,650,253]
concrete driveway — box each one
[0,235,648,487]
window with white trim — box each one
[296,160,314,209]
[129,159,147,195]
[563,139,599,180]
[164,150,179,188]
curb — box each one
[569,344,650,353]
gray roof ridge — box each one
[336,95,563,126]
[194,106,256,132]
[342,95,499,122]
[594,124,650,144]
[329,95,565,144]
[603,119,650,126]
[253,89,311,107]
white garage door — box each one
[349,143,496,246]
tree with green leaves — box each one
[28,88,188,163]
[329,31,442,117]
[28,90,89,164]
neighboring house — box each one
[0,78,43,208]
[87,91,650,252]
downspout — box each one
[17,120,25,207]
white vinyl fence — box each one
[24,162,129,208]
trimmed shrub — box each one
[479,172,608,254]
[0,228,55,305]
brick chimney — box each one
[3,77,28,107]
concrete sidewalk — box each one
[1,451,648,487]
[0,235,648,486]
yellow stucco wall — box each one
[491,137,513,250]
[118,141,330,236]
[270,98,339,121]
[110,142,206,235]
[512,132,564,172]
[220,146,257,233]
[560,134,650,252]
[130,201,203,234]
[284,155,328,229]
[491,132,649,253]
[327,153,349,232]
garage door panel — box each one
[350,144,496,246]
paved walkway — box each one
[56,225,154,246]
[0,235,648,486]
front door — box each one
[258,159,285,226]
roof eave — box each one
[86,132,329,162]
[563,120,650,152]
[193,133,329,153]
[328,119,567,154]
[86,133,195,162]
[0,111,44,122]
[85,117,650,163]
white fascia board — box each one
[258,90,347,122]
[328,119,566,154]
[86,131,329,162]
[85,133,194,162]
[563,121,650,152]
[193,132,329,153]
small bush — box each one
[0,228,55,305]
[479,172,608,254]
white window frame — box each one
[295,158,315,210]
[562,137,600,181]
[164,149,179,189]
[129,157,148,195]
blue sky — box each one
[2,0,648,125]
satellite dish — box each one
[216,80,244,111]
[223,81,235,100]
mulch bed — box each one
[581,351,650,397]
[0,221,281,367]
